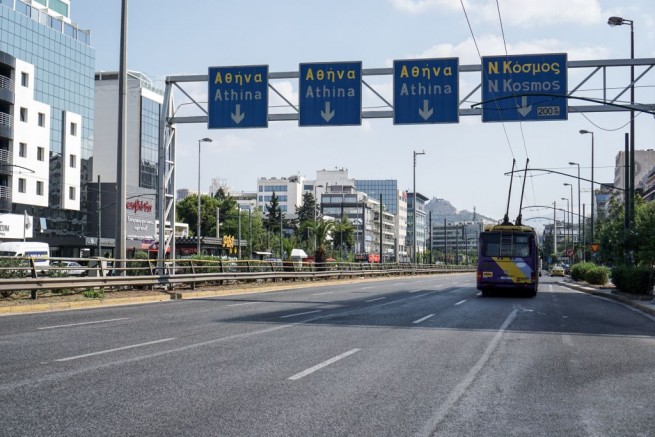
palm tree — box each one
[307,219,334,267]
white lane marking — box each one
[365,297,386,303]
[420,309,518,435]
[360,286,375,290]
[54,338,176,362]
[226,302,262,307]
[412,314,435,324]
[280,310,322,319]
[454,300,467,306]
[288,349,360,381]
[311,291,335,296]
[408,289,423,293]
[38,318,129,330]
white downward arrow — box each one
[517,96,532,117]
[418,99,433,120]
[231,104,245,124]
[321,101,335,122]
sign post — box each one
[299,61,362,126]
[481,53,568,122]
[208,65,269,129]
[393,58,459,125]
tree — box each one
[307,219,334,265]
[176,194,220,237]
[332,215,355,255]
[264,192,284,233]
[296,192,317,245]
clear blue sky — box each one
[73,0,655,227]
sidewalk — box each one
[558,278,655,318]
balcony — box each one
[0,75,14,105]
[0,112,12,139]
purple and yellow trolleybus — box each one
[476,223,539,297]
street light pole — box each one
[579,130,594,242]
[608,16,635,230]
[413,150,425,265]
[561,196,570,261]
[568,162,581,259]
[197,137,213,255]
[564,183,574,261]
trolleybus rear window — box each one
[480,233,532,258]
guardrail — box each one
[0,256,475,300]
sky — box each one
[73,0,655,229]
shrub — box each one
[585,266,610,285]
[611,265,655,295]
[570,262,595,281]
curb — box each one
[559,281,655,318]
[0,293,172,315]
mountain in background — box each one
[424,197,498,224]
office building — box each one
[0,0,94,256]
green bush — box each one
[611,265,655,295]
[570,262,595,281]
[585,266,610,285]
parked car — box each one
[51,261,86,276]
[551,265,565,277]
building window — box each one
[19,142,27,158]
[38,113,46,127]
[69,154,76,168]
[69,186,76,200]
[37,147,45,161]
[20,108,27,123]
[70,122,77,136]
[36,181,43,196]
[18,178,26,193]
[21,72,29,87]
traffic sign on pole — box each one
[393,58,459,125]
[208,65,269,129]
[481,53,568,122]
[299,61,362,126]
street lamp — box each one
[561,197,570,260]
[568,162,581,257]
[313,184,323,253]
[608,16,635,230]
[579,129,594,242]
[413,149,425,265]
[564,183,574,261]
[197,137,213,255]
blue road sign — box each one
[481,53,567,122]
[393,58,459,125]
[299,61,362,126]
[208,65,268,129]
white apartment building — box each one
[256,175,305,219]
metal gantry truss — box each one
[157,57,655,262]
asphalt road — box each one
[1,273,654,436]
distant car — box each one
[52,261,86,276]
[551,265,565,277]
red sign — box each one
[126,199,153,213]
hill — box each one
[424,197,497,224]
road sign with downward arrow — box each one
[393,58,459,125]
[299,61,362,127]
[481,53,567,122]
[208,65,269,129]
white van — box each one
[0,242,50,267]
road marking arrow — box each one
[418,99,433,120]
[231,104,245,124]
[321,101,335,122]
[516,96,532,117]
